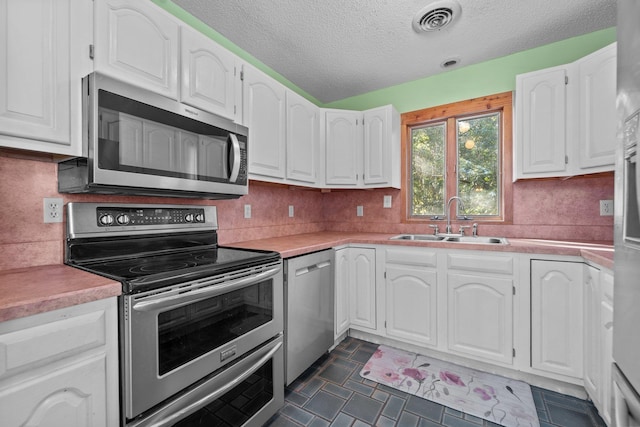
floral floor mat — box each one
[360,345,540,427]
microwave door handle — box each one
[228,133,241,182]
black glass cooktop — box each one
[66,232,280,294]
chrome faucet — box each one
[445,196,464,234]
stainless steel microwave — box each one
[58,73,248,199]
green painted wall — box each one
[154,0,615,113]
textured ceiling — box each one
[173,0,616,103]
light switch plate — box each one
[356,206,364,217]
[383,195,392,208]
[244,204,252,219]
[288,205,294,217]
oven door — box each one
[123,261,283,420]
[128,335,284,427]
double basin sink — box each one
[390,234,508,245]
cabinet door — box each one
[531,260,583,378]
[180,26,237,121]
[243,65,287,179]
[325,110,362,185]
[583,265,601,404]
[515,67,568,177]
[386,266,438,346]
[0,0,90,156]
[334,248,350,338]
[600,270,614,426]
[349,248,376,330]
[447,273,513,364]
[95,0,179,99]
[578,43,617,170]
[286,91,319,184]
[363,106,390,185]
[142,121,179,171]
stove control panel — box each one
[96,207,206,227]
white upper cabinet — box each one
[243,64,287,179]
[514,43,616,180]
[324,105,400,188]
[363,105,400,187]
[578,43,617,170]
[515,66,568,177]
[95,0,179,99]
[325,110,362,185]
[180,26,238,121]
[0,0,92,156]
[286,90,320,184]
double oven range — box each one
[65,203,284,427]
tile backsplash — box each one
[0,154,613,270]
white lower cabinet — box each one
[531,260,584,379]
[0,298,119,427]
[584,265,615,426]
[447,272,514,365]
[334,247,376,335]
[350,248,377,331]
[384,247,438,347]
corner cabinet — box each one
[530,260,584,379]
[324,105,400,189]
[0,0,92,156]
[286,90,320,184]
[94,0,179,99]
[0,298,119,427]
[514,43,616,180]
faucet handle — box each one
[459,225,470,236]
[428,224,439,235]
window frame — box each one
[401,91,513,224]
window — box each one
[402,92,513,223]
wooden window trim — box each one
[401,91,514,224]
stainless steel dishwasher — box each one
[284,249,334,385]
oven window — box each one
[158,280,273,375]
[173,360,274,427]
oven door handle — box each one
[143,340,283,427]
[132,266,280,312]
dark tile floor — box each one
[266,337,606,427]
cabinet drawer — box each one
[0,309,107,380]
[385,247,437,268]
[447,253,513,275]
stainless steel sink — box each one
[442,236,508,244]
[389,234,508,244]
[389,234,446,241]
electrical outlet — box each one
[43,197,63,223]
[600,200,614,216]
[288,205,294,217]
[383,195,392,208]
[244,204,252,219]
[356,205,364,217]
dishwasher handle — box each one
[295,260,331,277]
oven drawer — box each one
[128,335,284,427]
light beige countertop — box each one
[0,232,613,324]
[0,265,121,322]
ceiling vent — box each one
[412,0,461,32]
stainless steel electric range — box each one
[64,203,284,427]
